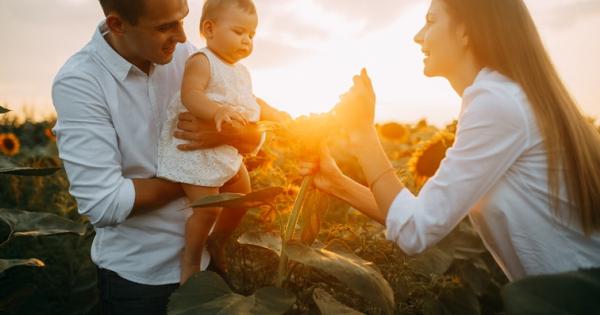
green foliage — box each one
[0,167,59,176]
[0,111,511,314]
[312,288,364,315]
[284,240,395,315]
[168,271,295,315]
[502,268,600,315]
[189,187,284,209]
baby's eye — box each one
[233,29,243,35]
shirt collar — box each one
[93,20,149,81]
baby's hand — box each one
[214,106,248,132]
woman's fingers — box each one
[298,161,319,176]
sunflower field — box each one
[1,104,599,315]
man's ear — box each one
[201,20,215,39]
[106,14,127,36]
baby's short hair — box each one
[200,0,256,26]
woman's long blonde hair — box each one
[443,0,600,234]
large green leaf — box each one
[237,231,282,256]
[0,105,9,114]
[503,268,600,315]
[0,258,45,273]
[0,209,88,246]
[300,189,330,245]
[168,271,295,315]
[189,187,284,209]
[312,288,364,315]
[284,240,395,315]
[407,246,453,276]
[0,167,60,176]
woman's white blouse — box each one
[385,68,600,281]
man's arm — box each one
[130,178,183,216]
[173,112,262,153]
[52,74,182,227]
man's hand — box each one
[175,112,262,153]
[214,106,248,132]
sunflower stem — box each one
[276,175,313,287]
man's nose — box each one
[174,22,187,43]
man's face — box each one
[123,0,189,66]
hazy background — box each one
[1,0,599,125]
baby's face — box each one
[205,5,258,64]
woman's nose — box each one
[414,26,425,45]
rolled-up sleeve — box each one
[52,73,135,228]
[386,87,529,255]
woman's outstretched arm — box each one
[333,69,405,216]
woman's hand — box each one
[334,68,376,133]
[299,143,345,196]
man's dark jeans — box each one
[97,268,179,315]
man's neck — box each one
[104,33,152,75]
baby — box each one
[157,0,289,283]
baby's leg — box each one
[180,184,219,284]
[207,164,252,272]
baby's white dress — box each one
[157,47,261,187]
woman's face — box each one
[413,0,468,78]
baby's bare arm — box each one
[181,54,222,121]
[256,97,292,122]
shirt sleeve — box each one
[385,86,530,255]
[52,73,135,228]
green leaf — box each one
[503,268,600,315]
[0,209,88,246]
[284,240,395,315]
[237,231,282,256]
[168,271,295,315]
[189,187,284,209]
[0,258,45,273]
[312,288,364,315]
[0,167,60,176]
[0,105,9,114]
[438,286,480,315]
[407,246,453,276]
[300,189,330,245]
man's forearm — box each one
[130,178,184,217]
[219,123,262,153]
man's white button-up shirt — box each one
[52,22,199,285]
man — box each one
[52,0,261,313]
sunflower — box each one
[407,131,455,189]
[379,122,409,142]
[0,133,21,156]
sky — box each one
[1,0,599,126]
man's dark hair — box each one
[98,0,146,25]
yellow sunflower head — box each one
[379,122,409,142]
[407,131,455,189]
[0,133,21,157]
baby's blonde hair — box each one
[200,0,256,32]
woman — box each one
[301,0,600,282]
